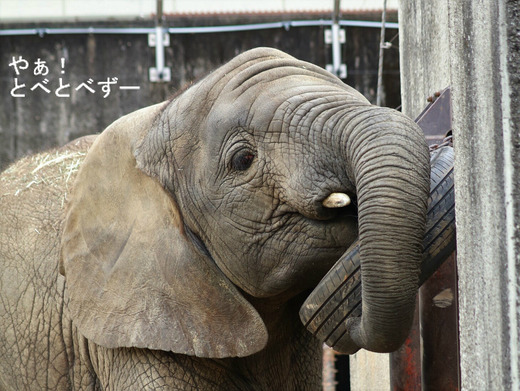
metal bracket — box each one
[325,25,347,79]
[324,28,346,44]
[149,66,171,82]
[326,64,347,79]
[148,27,171,82]
[148,31,170,47]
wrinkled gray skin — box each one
[0,48,430,390]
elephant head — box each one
[60,48,430,357]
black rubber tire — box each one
[299,146,456,352]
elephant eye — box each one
[231,150,255,171]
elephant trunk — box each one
[329,106,430,352]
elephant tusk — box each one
[322,193,351,208]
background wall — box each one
[0,12,400,171]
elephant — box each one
[0,47,430,390]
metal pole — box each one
[376,0,387,106]
[155,0,165,80]
[156,0,163,22]
[331,0,341,77]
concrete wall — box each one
[0,13,400,171]
[399,0,519,389]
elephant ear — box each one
[60,104,267,358]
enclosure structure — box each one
[398,0,520,389]
[0,3,400,172]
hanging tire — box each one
[299,146,456,352]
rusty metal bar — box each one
[390,297,422,391]
[420,253,460,390]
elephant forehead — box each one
[224,62,346,97]
[207,85,361,138]
[217,74,345,111]
[172,50,367,130]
